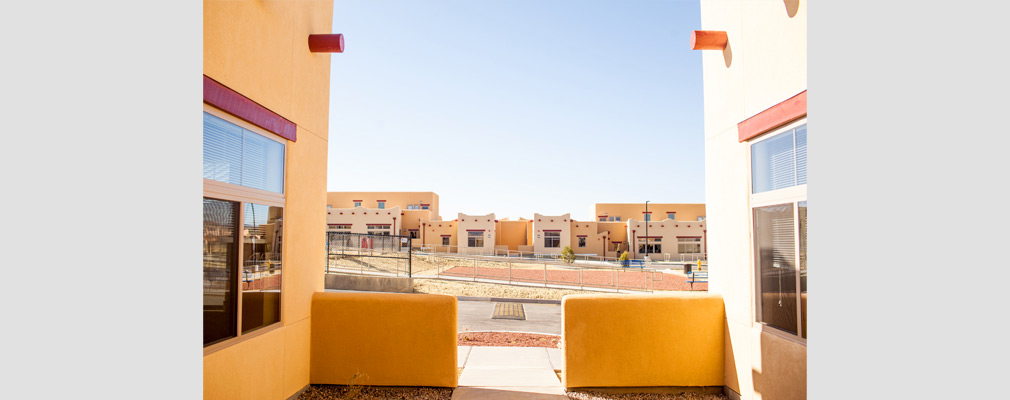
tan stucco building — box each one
[695,0,807,398]
[327,192,704,260]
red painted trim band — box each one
[543,230,562,232]
[366,224,391,226]
[440,234,453,237]
[636,236,663,239]
[576,235,588,237]
[376,200,386,202]
[738,90,807,142]
[641,211,652,213]
[466,229,485,232]
[352,200,363,202]
[677,236,703,239]
[203,75,296,142]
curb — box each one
[456,296,562,305]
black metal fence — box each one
[326,232,412,277]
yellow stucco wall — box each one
[595,203,707,223]
[421,219,457,251]
[562,293,725,388]
[204,1,332,398]
[309,292,458,387]
[570,221,606,256]
[496,220,530,251]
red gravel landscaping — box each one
[459,331,561,348]
[441,266,707,291]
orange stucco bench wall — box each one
[310,292,457,387]
[562,292,725,388]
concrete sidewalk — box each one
[453,346,566,400]
[458,300,562,335]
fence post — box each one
[508,261,512,284]
[544,263,547,288]
[408,238,412,278]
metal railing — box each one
[326,232,413,277]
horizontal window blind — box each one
[203,112,285,193]
[751,124,807,194]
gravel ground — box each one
[298,384,452,400]
[414,278,596,300]
[459,331,561,348]
[566,390,727,400]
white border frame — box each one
[747,118,807,344]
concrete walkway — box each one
[453,346,566,400]
[458,300,562,335]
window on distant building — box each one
[613,242,621,252]
[353,201,361,207]
[598,216,606,222]
[678,237,702,254]
[327,224,352,232]
[644,214,651,222]
[667,212,676,220]
[467,231,484,247]
[442,236,451,246]
[367,224,390,235]
[637,237,661,254]
[408,230,418,239]
[578,237,586,248]
[751,121,807,340]
[203,108,285,349]
[421,205,429,210]
[698,216,706,221]
[544,231,560,248]
[377,201,385,209]
[615,216,621,221]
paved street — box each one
[457,300,562,335]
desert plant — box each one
[560,246,575,264]
[618,251,629,262]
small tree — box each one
[618,251,629,266]
[561,246,576,264]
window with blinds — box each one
[203,112,285,193]
[751,124,807,194]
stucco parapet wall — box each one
[310,292,458,387]
[562,293,724,388]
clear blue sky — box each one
[328,0,704,221]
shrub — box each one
[560,246,575,264]
[618,251,629,262]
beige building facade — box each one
[595,203,706,223]
[696,0,807,398]
[327,192,704,260]
[625,218,708,261]
[456,213,497,255]
[325,206,402,236]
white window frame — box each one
[203,104,287,355]
[467,231,484,248]
[543,231,561,248]
[748,118,807,343]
